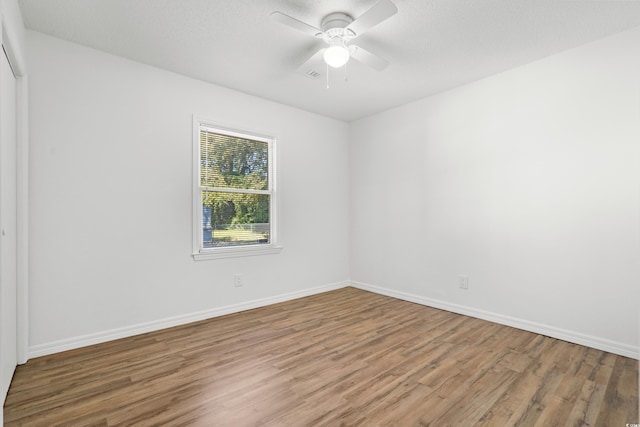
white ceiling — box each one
[17,0,640,122]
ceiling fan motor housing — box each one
[321,12,355,41]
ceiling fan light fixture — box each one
[323,39,350,68]
[271,0,398,73]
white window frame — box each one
[192,117,282,260]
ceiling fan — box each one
[270,0,398,72]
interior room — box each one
[1,0,639,424]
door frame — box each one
[0,11,29,366]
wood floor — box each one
[4,287,639,426]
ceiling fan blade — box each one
[297,48,326,72]
[345,0,398,37]
[350,45,389,71]
[270,11,323,38]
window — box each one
[193,119,281,260]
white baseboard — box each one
[350,281,639,360]
[28,280,639,360]
[28,281,349,359]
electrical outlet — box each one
[458,275,469,290]
[233,273,244,288]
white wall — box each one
[350,27,640,357]
[27,31,350,355]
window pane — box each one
[202,191,270,248]
[200,131,268,190]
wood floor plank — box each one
[4,287,638,426]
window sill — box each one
[193,244,283,261]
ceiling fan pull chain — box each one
[344,61,348,83]
[326,62,330,89]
